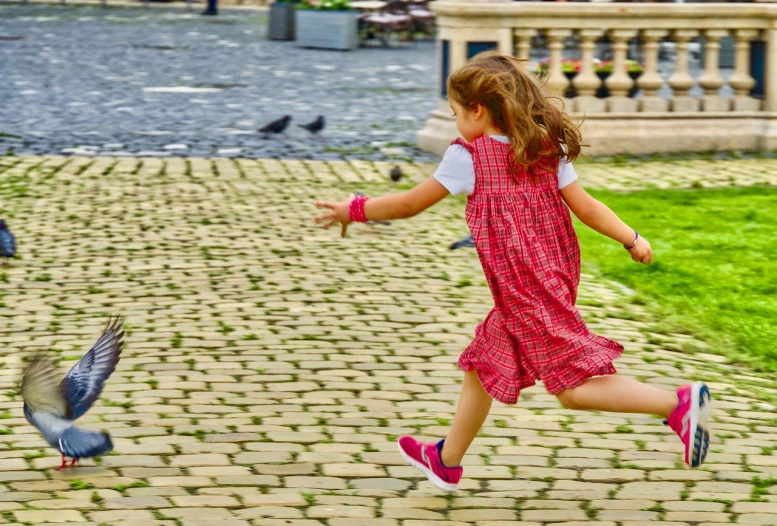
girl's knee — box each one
[556,388,582,410]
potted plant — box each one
[594,60,612,98]
[536,58,580,98]
[269,0,301,41]
[594,59,644,98]
[296,0,359,51]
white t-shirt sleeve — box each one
[557,156,578,190]
[433,144,475,196]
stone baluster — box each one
[573,29,605,113]
[545,29,572,98]
[638,30,669,112]
[698,29,729,112]
[450,39,468,73]
[729,29,761,111]
[764,28,777,149]
[668,29,700,112]
[515,29,536,61]
[605,29,638,112]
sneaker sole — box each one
[690,382,711,468]
[397,440,459,492]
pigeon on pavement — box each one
[0,220,16,266]
[449,234,475,250]
[21,317,124,471]
[298,115,325,136]
[259,115,292,137]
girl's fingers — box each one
[313,212,335,224]
[321,219,338,230]
[314,201,336,210]
[341,223,349,238]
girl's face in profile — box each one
[448,97,487,143]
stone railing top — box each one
[432,1,777,26]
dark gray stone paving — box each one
[0,4,440,161]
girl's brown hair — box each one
[447,51,584,167]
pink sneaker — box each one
[397,436,463,492]
[666,382,711,468]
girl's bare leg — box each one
[440,370,493,467]
[557,375,678,418]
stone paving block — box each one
[664,512,732,522]
[180,521,250,526]
[235,506,305,519]
[618,482,686,500]
[14,510,87,522]
[450,509,520,521]
[160,508,237,519]
[733,502,777,513]
[104,497,172,509]
[521,509,588,521]
[89,510,158,522]
[170,495,241,507]
[736,515,777,524]
[598,510,659,521]
[581,468,645,482]
[150,476,215,487]
[307,505,375,519]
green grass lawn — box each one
[576,186,777,373]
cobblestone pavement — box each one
[0,155,776,526]
[0,5,438,162]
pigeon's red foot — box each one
[56,455,77,471]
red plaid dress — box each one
[456,136,623,405]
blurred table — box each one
[351,1,388,11]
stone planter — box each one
[596,71,610,99]
[595,71,642,98]
[296,9,359,51]
[628,70,642,98]
[563,70,578,98]
[269,2,297,41]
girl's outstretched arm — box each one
[313,177,450,237]
[559,181,653,264]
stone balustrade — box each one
[417,0,777,156]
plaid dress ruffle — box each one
[456,136,623,405]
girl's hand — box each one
[313,195,353,238]
[628,236,652,264]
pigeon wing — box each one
[58,425,113,459]
[60,317,124,420]
[21,356,68,418]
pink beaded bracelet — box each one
[349,195,369,223]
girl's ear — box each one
[470,103,486,121]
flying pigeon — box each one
[259,115,292,137]
[21,317,124,471]
[0,220,16,266]
[354,191,390,226]
[390,166,403,183]
[449,234,474,250]
[298,115,325,135]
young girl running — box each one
[313,52,711,492]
